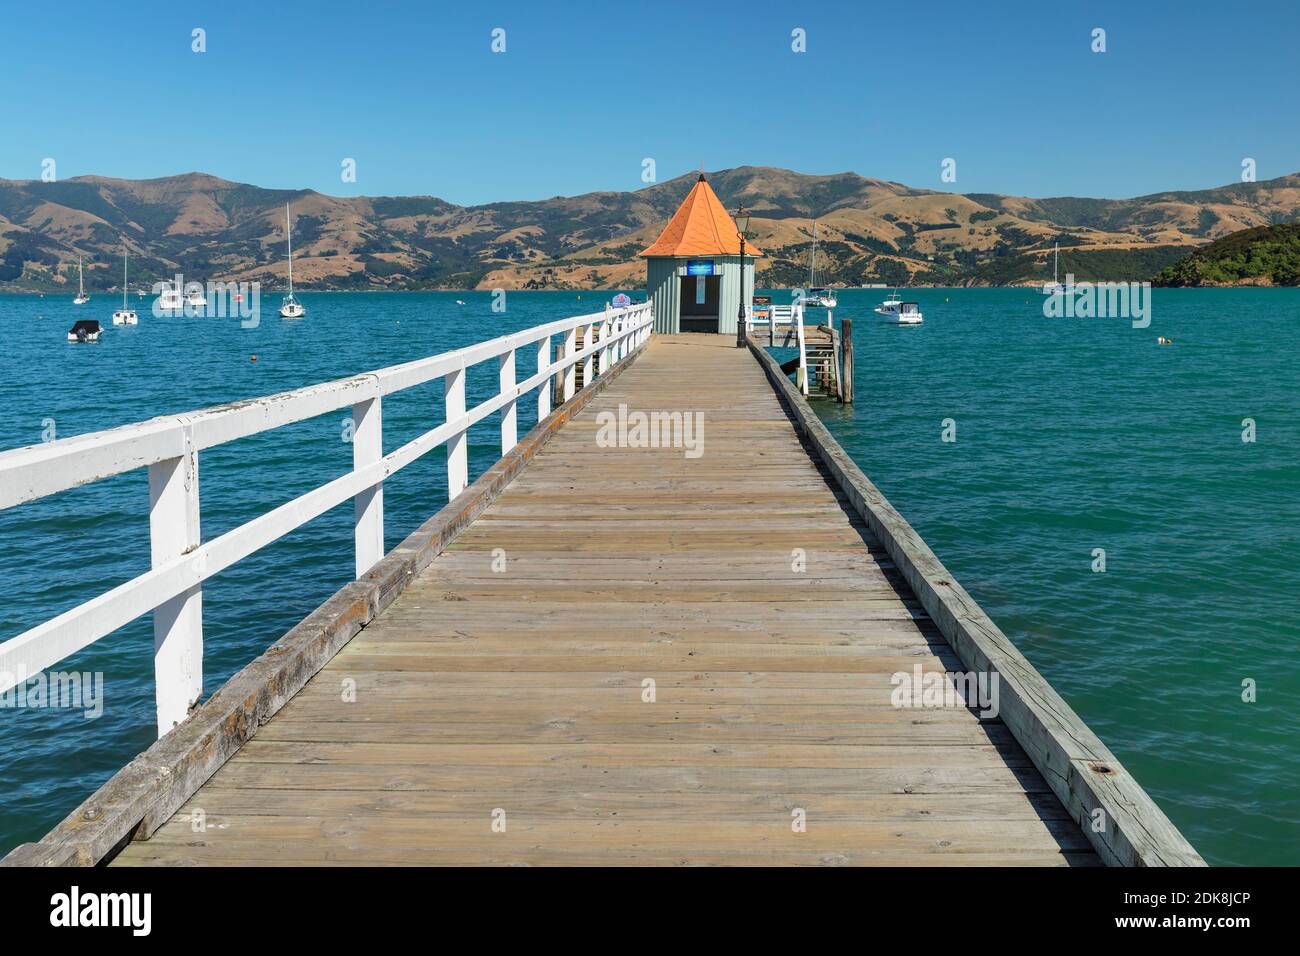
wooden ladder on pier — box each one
[749,304,846,402]
[804,324,840,400]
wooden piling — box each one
[840,318,854,403]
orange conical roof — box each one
[639,175,762,258]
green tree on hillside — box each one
[1154,224,1300,286]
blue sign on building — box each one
[685,259,717,276]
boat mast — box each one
[122,251,128,309]
[78,256,84,297]
[809,221,817,289]
[286,204,294,297]
[1053,242,1059,285]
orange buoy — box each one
[250,354,258,361]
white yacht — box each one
[112,250,138,325]
[157,282,184,313]
[184,286,208,309]
[73,256,90,304]
[279,203,305,319]
[803,221,837,308]
[875,291,923,325]
[1041,241,1069,295]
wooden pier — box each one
[0,314,1202,867]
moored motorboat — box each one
[875,291,923,324]
[157,283,183,314]
[68,319,102,342]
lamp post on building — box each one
[735,206,751,348]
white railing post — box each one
[499,347,517,455]
[562,325,577,402]
[581,324,594,387]
[796,304,809,397]
[352,396,384,578]
[444,365,467,499]
[148,444,202,737]
[537,336,551,421]
[598,310,610,375]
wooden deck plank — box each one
[111,333,1098,867]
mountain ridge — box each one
[3,166,1298,291]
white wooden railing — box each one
[746,303,808,396]
[0,301,654,736]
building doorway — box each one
[679,274,719,332]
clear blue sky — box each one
[1,0,1296,205]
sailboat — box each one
[1041,241,1070,295]
[73,256,90,304]
[803,221,837,308]
[279,204,305,319]
[112,249,138,325]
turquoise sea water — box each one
[0,289,1296,865]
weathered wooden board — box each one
[101,333,1103,867]
[748,339,1204,867]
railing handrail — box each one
[0,307,626,511]
[746,304,793,337]
[0,301,655,735]
[794,304,808,396]
[744,303,808,395]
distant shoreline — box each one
[3,283,1295,296]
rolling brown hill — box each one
[2,166,1298,292]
